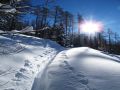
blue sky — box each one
[55,0,120,35]
[29,0,120,35]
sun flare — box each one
[80,20,103,35]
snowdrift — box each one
[0,34,64,90]
[32,47,120,90]
[1,34,120,90]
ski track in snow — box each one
[31,51,59,90]
[1,34,120,90]
[32,50,94,90]
[32,47,120,90]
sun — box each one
[79,20,103,35]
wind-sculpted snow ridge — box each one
[32,47,120,90]
[0,34,64,90]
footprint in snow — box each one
[24,60,32,68]
[64,61,74,71]
[19,68,27,73]
[79,78,88,85]
[15,72,29,79]
[39,55,43,57]
[37,64,40,68]
[63,60,89,85]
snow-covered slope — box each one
[32,47,120,90]
[1,34,120,90]
[0,34,64,90]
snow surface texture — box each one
[32,47,120,90]
[1,34,120,90]
[0,34,64,90]
[0,4,16,13]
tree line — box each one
[0,0,120,54]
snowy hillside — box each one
[0,34,120,90]
[0,34,64,90]
[32,47,120,90]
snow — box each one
[11,30,21,33]
[0,3,3,7]
[0,34,64,90]
[0,26,48,34]
[1,5,12,9]
[32,47,120,90]
[1,33,120,90]
[0,30,5,34]
[0,4,16,13]
[20,26,34,33]
[0,8,16,13]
